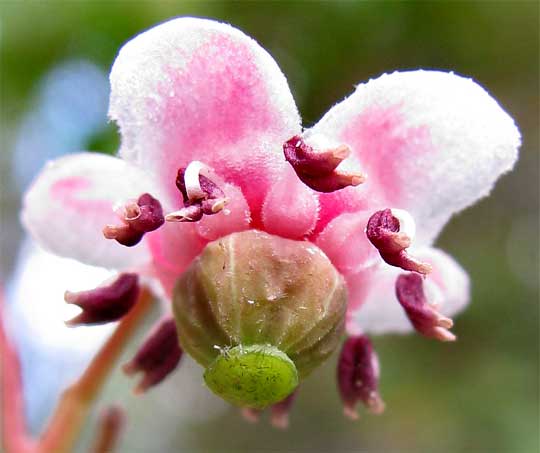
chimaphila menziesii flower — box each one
[22,17,519,425]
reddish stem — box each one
[37,289,153,453]
[0,286,153,453]
[0,288,36,453]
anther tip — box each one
[102,225,119,239]
[418,262,433,275]
[64,290,75,304]
[132,386,145,396]
[64,319,77,328]
[367,395,386,415]
[240,408,260,424]
[350,173,367,186]
[270,413,289,430]
[122,362,136,376]
[434,327,457,342]
[332,145,351,160]
[343,405,360,420]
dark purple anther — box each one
[166,163,228,222]
[64,273,140,326]
[395,273,456,342]
[337,335,385,420]
[270,389,298,429]
[366,208,432,274]
[283,135,365,193]
[123,317,183,394]
[103,193,164,246]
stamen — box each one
[165,205,203,223]
[64,273,139,326]
[123,317,183,394]
[283,135,366,193]
[337,335,385,420]
[240,407,261,424]
[366,208,432,274]
[91,405,126,453]
[103,193,164,247]
[184,160,209,201]
[167,163,228,223]
[395,272,456,342]
[270,389,298,429]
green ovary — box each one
[172,230,347,409]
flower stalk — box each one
[1,287,154,453]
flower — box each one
[21,17,520,422]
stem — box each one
[36,289,153,453]
[0,288,36,453]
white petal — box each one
[21,153,157,269]
[109,17,301,219]
[347,247,470,335]
[307,70,520,244]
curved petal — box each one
[315,211,379,276]
[196,182,251,241]
[21,153,157,269]
[346,247,470,335]
[109,17,301,222]
[262,167,320,239]
[306,70,520,244]
[146,222,205,297]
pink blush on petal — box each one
[342,105,433,205]
[153,34,284,223]
[313,187,373,236]
[262,170,320,239]
[51,177,112,213]
[146,222,205,296]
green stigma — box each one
[203,345,298,409]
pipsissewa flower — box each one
[22,18,519,423]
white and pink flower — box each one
[21,17,520,420]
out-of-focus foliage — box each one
[0,2,538,452]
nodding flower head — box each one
[21,17,519,422]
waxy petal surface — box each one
[22,153,154,269]
[262,168,319,239]
[347,248,469,335]
[306,70,520,243]
[315,211,379,276]
[109,17,301,222]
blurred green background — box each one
[1,1,538,452]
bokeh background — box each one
[1,2,538,452]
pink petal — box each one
[109,17,301,223]
[261,168,319,239]
[306,70,520,243]
[21,153,155,269]
[346,247,469,335]
[315,211,379,276]
[196,182,251,241]
[146,222,205,297]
